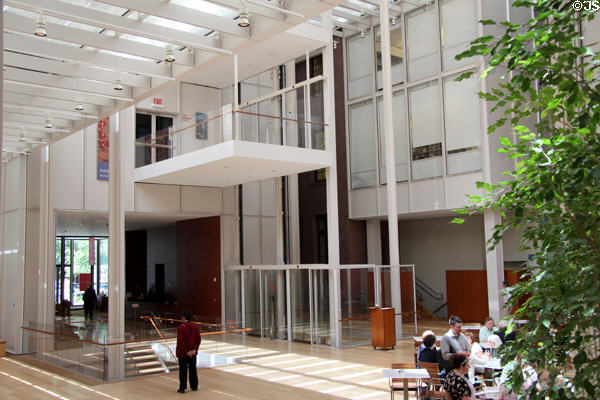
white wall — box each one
[0,156,27,353]
[146,226,177,296]
[240,179,278,265]
[178,83,222,153]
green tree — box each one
[453,1,600,398]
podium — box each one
[371,307,396,350]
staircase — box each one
[415,276,446,320]
[125,342,178,377]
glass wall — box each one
[345,0,482,190]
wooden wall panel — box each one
[400,270,414,322]
[176,216,221,319]
[446,270,488,323]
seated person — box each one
[441,315,470,372]
[479,317,496,343]
[496,320,518,343]
[418,333,440,366]
[442,354,478,400]
[417,329,436,361]
[464,331,487,381]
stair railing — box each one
[415,276,444,301]
[141,315,177,362]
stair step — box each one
[138,367,168,374]
[127,349,154,354]
[134,361,162,367]
[129,354,159,361]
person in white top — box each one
[464,331,487,382]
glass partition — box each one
[340,267,376,345]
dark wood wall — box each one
[446,270,489,323]
[176,216,221,319]
[125,230,147,294]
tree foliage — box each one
[453,1,600,398]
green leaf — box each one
[499,136,512,146]
[451,218,465,224]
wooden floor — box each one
[1,320,450,400]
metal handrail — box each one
[415,276,443,301]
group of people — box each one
[417,315,525,400]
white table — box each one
[383,369,429,400]
[476,388,500,399]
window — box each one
[347,30,374,99]
[440,0,477,70]
[135,113,174,167]
[376,25,405,89]
[316,215,328,264]
[443,71,481,174]
[406,5,440,81]
[378,91,409,183]
[409,81,443,180]
[349,100,377,188]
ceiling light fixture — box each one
[238,0,250,27]
[360,29,366,39]
[34,11,47,37]
[19,128,27,142]
[75,98,84,111]
[164,43,175,63]
[391,16,397,26]
[113,71,124,91]
[45,113,53,129]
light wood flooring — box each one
[1,320,451,400]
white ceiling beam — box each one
[6,0,230,55]
[4,112,74,128]
[3,126,51,138]
[338,3,378,17]
[4,67,133,102]
[95,0,250,38]
[4,122,70,133]
[359,0,404,13]
[5,93,101,115]
[5,14,194,66]
[332,8,372,25]
[205,0,284,20]
[332,21,362,32]
[4,52,151,89]
[4,82,114,107]
[4,33,174,80]
[3,103,98,120]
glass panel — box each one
[290,269,311,343]
[409,81,443,180]
[240,104,258,143]
[155,116,173,162]
[340,268,376,345]
[257,96,282,145]
[225,270,242,324]
[135,113,152,168]
[63,266,72,304]
[378,91,409,184]
[347,31,374,99]
[261,270,287,340]
[441,0,477,70]
[443,72,482,174]
[380,267,417,336]
[349,100,377,188]
[284,88,304,147]
[72,239,91,306]
[376,24,405,89]
[56,238,61,265]
[406,4,440,81]
[99,239,108,296]
[312,270,330,345]
[64,239,71,266]
[244,269,261,336]
[310,81,325,150]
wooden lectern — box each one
[371,307,396,350]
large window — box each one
[349,100,377,188]
[409,81,443,180]
[406,5,439,81]
[443,72,481,174]
[377,92,409,183]
[347,30,374,99]
[441,0,478,70]
[376,25,404,89]
[135,113,174,167]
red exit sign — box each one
[152,97,163,105]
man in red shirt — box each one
[176,310,201,393]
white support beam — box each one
[6,0,230,55]
[4,93,101,115]
[4,81,115,107]
[3,127,51,140]
[205,0,284,20]
[4,122,69,133]
[4,33,174,80]
[3,103,97,119]
[5,14,194,66]
[338,2,378,17]
[4,112,74,128]
[96,0,250,38]
[332,8,372,25]
[4,52,151,89]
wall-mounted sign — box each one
[97,117,109,181]
[153,97,163,105]
[196,112,208,139]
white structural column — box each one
[379,0,402,338]
[322,11,342,348]
[108,113,125,379]
[484,210,505,320]
[275,178,286,339]
[37,145,53,331]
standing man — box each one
[440,315,470,372]
[82,284,97,321]
[176,310,201,393]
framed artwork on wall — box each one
[196,112,208,139]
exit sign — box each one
[152,97,163,105]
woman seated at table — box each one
[418,333,439,366]
[464,332,488,381]
[443,354,478,400]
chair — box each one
[419,361,443,391]
[419,389,450,399]
[390,362,427,400]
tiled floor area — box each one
[1,320,451,399]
